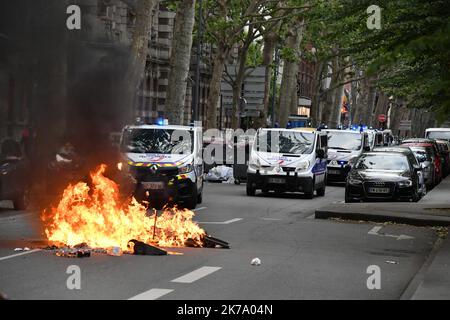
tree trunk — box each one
[322,56,343,128]
[206,47,228,129]
[277,19,304,128]
[123,0,156,117]
[311,60,325,126]
[166,0,196,125]
[231,32,253,129]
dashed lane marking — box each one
[171,266,222,284]
[0,249,42,262]
[196,218,242,225]
[128,288,174,300]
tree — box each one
[277,16,305,128]
[123,0,157,116]
[165,0,196,125]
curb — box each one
[315,207,450,227]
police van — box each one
[324,129,370,181]
[247,127,328,199]
[118,124,203,209]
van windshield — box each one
[327,131,362,151]
[121,129,193,154]
[427,131,450,141]
[256,130,314,155]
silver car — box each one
[409,146,435,189]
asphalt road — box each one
[0,183,439,300]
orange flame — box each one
[42,164,205,250]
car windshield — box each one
[256,130,314,155]
[356,154,410,171]
[327,131,362,151]
[121,129,193,154]
[427,131,450,141]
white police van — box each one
[247,128,328,199]
[118,124,203,209]
[324,129,370,182]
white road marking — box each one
[171,266,222,284]
[0,249,41,262]
[128,288,174,300]
[368,226,414,240]
[196,218,242,225]
[193,207,207,212]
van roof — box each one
[324,129,363,134]
[426,128,450,132]
[292,127,320,133]
[124,125,199,131]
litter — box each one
[205,166,233,182]
[128,240,167,256]
[251,258,261,266]
[385,260,398,265]
[14,248,23,252]
[107,246,123,257]
[55,248,91,258]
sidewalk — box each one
[315,175,450,226]
[315,176,450,300]
[410,237,450,300]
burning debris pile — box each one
[41,165,228,257]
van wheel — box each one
[304,178,315,199]
[13,189,30,211]
[317,185,326,197]
[246,183,256,196]
[184,187,198,210]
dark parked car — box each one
[345,150,423,203]
[435,140,450,177]
[0,139,31,210]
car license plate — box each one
[368,187,390,194]
[328,169,341,175]
[142,182,165,190]
[268,178,285,184]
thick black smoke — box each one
[0,0,135,180]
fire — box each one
[42,164,205,250]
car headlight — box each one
[178,163,194,174]
[398,180,413,188]
[347,176,363,185]
[296,160,310,172]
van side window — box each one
[320,135,328,149]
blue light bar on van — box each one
[351,125,368,132]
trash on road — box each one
[385,260,399,265]
[206,165,234,183]
[55,248,91,258]
[128,240,167,255]
[184,234,230,249]
[107,246,123,257]
[251,258,261,266]
[14,248,23,251]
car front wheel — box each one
[13,189,30,211]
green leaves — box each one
[303,0,450,120]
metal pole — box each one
[271,47,280,127]
[193,0,203,122]
[219,94,223,131]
